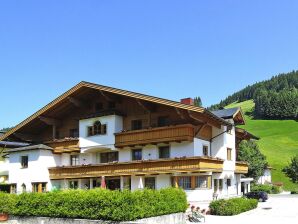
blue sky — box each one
[1,0,298,129]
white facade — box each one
[8,149,59,193]
[0,158,9,183]
[5,114,250,201]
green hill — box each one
[226,100,298,191]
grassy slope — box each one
[226,100,298,191]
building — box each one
[0,82,258,201]
[0,131,29,192]
[257,166,272,185]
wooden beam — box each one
[195,123,208,136]
[99,90,113,101]
[136,99,151,112]
[188,111,220,128]
[13,133,38,142]
[175,108,185,120]
[68,97,84,107]
[39,116,62,126]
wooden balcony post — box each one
[191,176,196,190]
[174,176,179,188]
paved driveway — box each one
[202,194,298,224]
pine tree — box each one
[194,97,202,107]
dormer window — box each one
[87,121,107,136]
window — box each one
[159,146,170,159]
[108,101,116,109]
[100,152,119,163]
[21,183,26,193]
[32,183,47,193]
[219,179,223,190]
[69,180,78,189]
[131,120,142,130]
[70,155,79,166]
[87,121,107,136]
[177,176,191,190]
[227,148,232,160]
[69,129,79,138]
[95,102,103,112]
[20,156,28,168]
[144,177,156,189]
[10,184,17,194]
[195,176,212,189]
[227,179,231,187]
[132,149,142,160]
[157,116,170,127]
[123,177,131,190]
[214,179,218,191]
[203,145,209,156]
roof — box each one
[211,107,245,125]
[235,127,260,140]
[6,144,52,153]
[0,81,231,142]
[0,141,29,148]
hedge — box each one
[209,198,258,216]
[251,184,281,194]
[0,188,187,221]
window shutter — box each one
[207,176,212,189]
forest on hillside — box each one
[209,71,298,119]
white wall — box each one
[156,175,171,189]
[170,141,194,158]
[79,115,123,151]
[0,158,9,176]
[211,124,236,172]
[8,149,59,193]
[193,138,210,156]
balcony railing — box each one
[45,138,80,154]
[235,161,249,174]
[48,156,224,179]
[115,124,194,148]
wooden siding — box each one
[235,161,249,174]
[48,156,224,179]
[115,124,194,148]
[45,139,79,154]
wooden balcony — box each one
[45,138,80,154]
[235,161,249,174]
[115,124,194,148]
[48,156,224,180]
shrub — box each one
[0,192,15,214]
[209,198,258,216]
[1,188,187,221]
[251,184,281,194]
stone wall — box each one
[8,213,185,224]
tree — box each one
[237,140,268,180]
[282,155,298,183]
[194,97,202,107]
[0,148,7,162]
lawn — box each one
[226,100,298,191]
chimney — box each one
[180,97,194,105]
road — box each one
[202,194,298,224]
